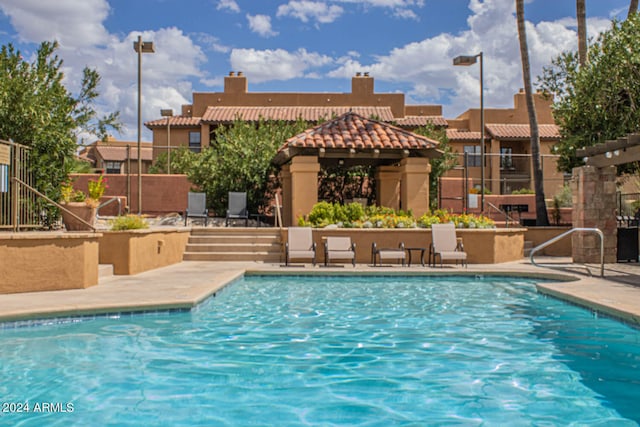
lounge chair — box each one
[285,227,316,266]
[324,236,356,267]
[184,192,208,226]
[429,223,467,267]
[371,242,406,266]
[226,191,249,227]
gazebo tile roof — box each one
[282,112,440,151]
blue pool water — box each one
[1,275,640,426]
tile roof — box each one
[277,112,440,159]
[201,106,395,123]
[145,116,202,128]
[446,129,484,141]
[395,115,448,128]
[96,146,153,162]
[485,124,560,140]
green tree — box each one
[0,41,120,221]
[176,118,310,215]
[412,122,456,210]
[538,15,640,174]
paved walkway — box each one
[0,258,639,326]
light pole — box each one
[453,52,484,214]
[133,35,154,214]
[160,109,173,174]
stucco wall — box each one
[71,173,193,215]
[99,228,190,275]
[280,227,525,265]
[524,227,572,256]
[0,233,99,294]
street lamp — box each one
[160,109,173,174]
[133,35,154,214]
[453,52,484,214]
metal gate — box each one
[0,139,40,231]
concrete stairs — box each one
[183,228,282,262]
[523,240,534,257]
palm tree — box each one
[577,0,587,65]
[516,0,549,226]
[629,0,639,18]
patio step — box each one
[523,240,534,257]
[183,228,282,262]
[98,264,114,279]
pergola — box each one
[572,133,640,264]
[576,133,640,168]
[272,112,442,226]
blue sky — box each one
[0,0,631,142]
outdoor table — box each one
[405,247,426,266]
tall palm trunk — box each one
[577,0,587,65]
[629,0,639,18]
[516,0,549,226]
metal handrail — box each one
[11,177,97,232]
[97,197,122,217]
[486,201,516,228]
[529,227,604,277]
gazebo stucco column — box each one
[376,165,401,210]
[279,164,292,226]
[399,158,431,217]
[489,138,501,194]
[287,156,320,226]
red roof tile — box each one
[280,112,440,153]
[145,116,201,128]
[201,106,395,123]
[446,129,483,141]
[395,116,448,128]
[485,124,560,140]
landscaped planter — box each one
[0,232,100,294]
[98,228,190,275]
[60,202,96,231]
[281,227,525,265]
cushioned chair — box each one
[226,191,249,227]
[184,192,208,226]
[324,236,356,267]
[285,227,316,266]
[430,223,467,267]
[371,242,406,267]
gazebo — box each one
[272,112,442,226]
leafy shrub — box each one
[511,188,535,194]
[109,215,149,231]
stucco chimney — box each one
[352,72,373,96]
[224,71,247,93]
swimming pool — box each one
[1,275,639,426]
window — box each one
[189,132,201,153]
[500,147,513,169]
[463,145,481,167]
[104,161,122,174]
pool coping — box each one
[0,259,639,327]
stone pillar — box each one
[571,165,617,263]
[376,165,401,210]
[399,157,431,217]
[289,156,320,226]
[279,165,292,227]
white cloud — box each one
[230,48,333,82]
[0,0,111,48]
[327,0,597,117]
[194,33,231,53]
[217,0,240,13]
[246,14,279,37]
[277,1,344,24]
[330,0,424,19]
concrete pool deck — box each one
[0,258,639,326]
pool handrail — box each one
[529,227,604,277]
[97,196,122,218]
